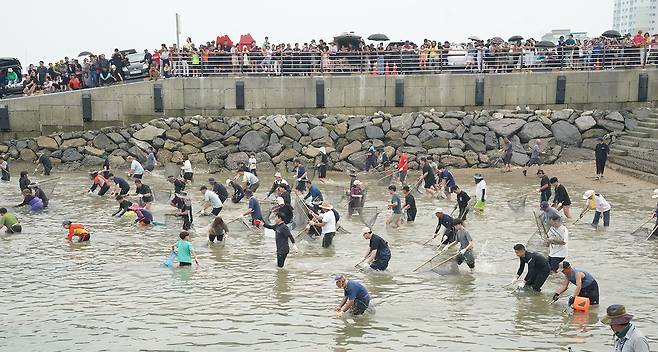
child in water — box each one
[172,231,197,267]
[63,221,90,242]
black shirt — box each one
[173,179,186,194]
[456,190,471,209]
[553,184,571,206]
[517,251,550,277]
[277,204,294,224]
[39,154,52,169]
[113,199,133,217]
[113,177,130,193]
[280,190,291,206]
[540,175,551,200]
[404,193,417,211]
[595,142,610,160]
[369,234,390,253]
[263,222,295,254]
[19,176,31,191]
[34,187,49,207]
[136,184,153,202]
[212,183,228,203]
[422,164,436,183]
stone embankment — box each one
[0,109,641,172]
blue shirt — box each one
[248,196,263,221]
[438,214,454,231]
[391,194,402,214]
[305,185,323,203]
[439,170,456,187]
[296,165,306,178]
[344,280,370,302]
[567,268,595,288]
[113,177,130,192]
[131,160,144,175]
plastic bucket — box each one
[572,296,590,312]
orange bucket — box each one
[571,296,590,312]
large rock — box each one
[128,146,148,161]
[517,121,552,142]
[444,111,467,119]
[61,148,83,162]
[225,152,249,170]
[202,141,224,153]
[511,152,529,165]
[605,111,624,122]
[390,113,414,132]
[271,148,299,164]
[422,137,449,149]
[239,130,269,152]
[19,148,37,161]
[551,121,582,146]
[128,138,151,152]
[187,153,208,165]
[200,129,223,142]
[339,141,362,160]
[405,135,422,147]
[133,125,165,141]
[207,121,229,133]
[462,133,486,152]
[463,150,479,165]
[266,143,284,157]
[440,155,468,168]
[83,145,105,157]
[179,145,201,155]
[156,149,173,163]
[81,155,105,166]
[61,138,87,149]
[551,109,574,121]
[345,129,366,142]
[596,119,625,132]
[582,128,608,139]
[347,153,366,170]
[309,126,329,140]
[180,133,204,148]
[266,119,284,137]
[365,125,385,139]
[282,124,302,140]
[107,132,126,144]
[575,115,596,132]
[486,118,526,136]
[436,118,461,132]
[36,136,59,151]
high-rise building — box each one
[613,0,658,35]
[541,30,589,43]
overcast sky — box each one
[4,0,613,67]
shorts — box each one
[351,298,370,315]
[211,207,222,216]
[318,165,327,178]
[183,172,193,181]
[179,262,192,267]
[6,224,22,233]
[580,280,600,305]
[133,173,143,179]
[406,208,417,222]
[209,233,224,242]
[424,179,436,189]
[78,233,91,242]
[548,256,565,272]
[296,181,306,192]
[398,171,407,183]
[474,200,486,211]
[456,249,475,269]
[322,232,335,248]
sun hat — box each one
[320,201,333,210]
[601,304,634,325]
[582,190,595,200]
[276,197,285,205]
[652,189,658,199]
[334,274,345,282]
[354,180,362,186]
[434,207,444,214]
[208,178,216,183]
[473,173,484,180]
[274,172,282,177]
[536,169,545,175]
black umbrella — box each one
[334,32,362,49]
[602,30,622,38]
[368,33,389,41]
[535,40,556,48]
[78,51,92,57]
[468,36,481,41]
[491,37,505,44]
[508,35,524,42]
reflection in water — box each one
[0,163,657,351]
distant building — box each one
[613,0,658,35]
[541,30,589,43]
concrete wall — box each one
[2,69,658,139]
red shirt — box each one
[67,224,89,241]
[633,34,645,46]
[398,153,409,171]
[68,77,81,90]
[152,51,161,66]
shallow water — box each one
[1,163,656,351]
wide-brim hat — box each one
[601,304,634,325]
[274,172,282,177]
[652,189,658,199]
[434,207,444,214]
[473,173,484,180]
[320,201,333,210]
[582,190,595,200]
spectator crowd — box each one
[2,30,657,98]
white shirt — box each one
[181,160,192,173]
[612,324,650,352]
[548,224,568,258]
[130,160,144,175]
[204,190,223,209]
[594,194,611,212]
[248,157,257,170]
[475,180,487,201]
[320,210,336,235]
[242,171,259,185]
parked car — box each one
[122,52,149,80]
[0,57,24,95]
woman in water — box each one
[16,188,44,212]
[19,171,31,191]
[208,216,229,244]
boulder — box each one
[225,152,249,170]
[81,155,105,166]
[422,137,449,149]
[107,132,126,144]
[83,145,105,157]
[19,148,37,161]
[179,145,201,155]
[133,125,165,141]
[303,146,321,158]
[271,148,299,164]
[463,150,479,165]
[239,130,269,152]
[605,111,624,122]
[92,134,118,151]
[462,133,486,152]
[164,139,184,151]
[128,146,148,161]
[625,117,638,130]
[390,113,414,131]
[180,133,204,148]
[436,118,461,132]
[511,152,530,165]
[335,122,348,135]
[405,135,422,147]
[551,109,573,121]
[454,125,467,139]
[266,143,284,157]
[200,129,223,142]
[339,141,362,160]
[156,149,173,163]
[282,124,302,140]
[582,128,609,139]
[347,153,366,170]
[551,121,582,146]
[128,138,152,152]
[575,115,596,132]
[171,151,184,164]
[449,140,466,149]
[309,126,330,140]
[82,131,96,141]
[486,118,526,136]
[188,153,208,165]
[266,119,284,137]
[108,155,125,168]
[596,119,625,132]
[297,123,310,136]
[444,111,467,119]
[202,141,224,153]
[61,148,83,162]
[365,125,385,139]
[517,121,552,142]
[346,129,366,142]
[0,144,8,153]
[485,131,498,150]
[61,138,87,149]
[440,155,468,168]
[207,121,229,133]
[36,136,59,151]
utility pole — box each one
[175,13,181,49]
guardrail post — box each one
[82,93,92,122]
[236,81,245,110]
[315,79,325,108]
[395,77,404,107]
[638,73,649,102]
[153,83,164,113]
[556,75,566,104]
[0,105,9,131]
[475,78,485,106]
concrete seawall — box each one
[2,69,658,139]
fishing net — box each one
[226,218,254,233]
[376,172,395,186]
[507,195,528,211]
[359,206,381,228]
[524,231,545,252]
[164,213,183,226]
[153,190,172,203]
[293,198,311,230]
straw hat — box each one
[274,172,282,178]
[434,207,444,214]
[354,180,362,186]
[601,304,634,325]
[320,201,333,210]
[652,189,658,199]
[582,190,595,200]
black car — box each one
[0,57,23,95]
[122,52,149,80]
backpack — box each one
[331,208,340,223]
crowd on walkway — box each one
[3,30,658,98]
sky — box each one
[2,0,613,68]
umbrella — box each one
[78,51,92,57]
[334,32,362,49]
[602,30,622,38]
[368,33,389,41]
[216,35,233,47]
[508,35,524,42]
[536,40,556,48]
[468,36,481,41]
[238,33,255,49]
[491,37,505,44]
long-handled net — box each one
[359,206,381,228]
[507,194,529,211]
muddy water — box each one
[0,161,656,351]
